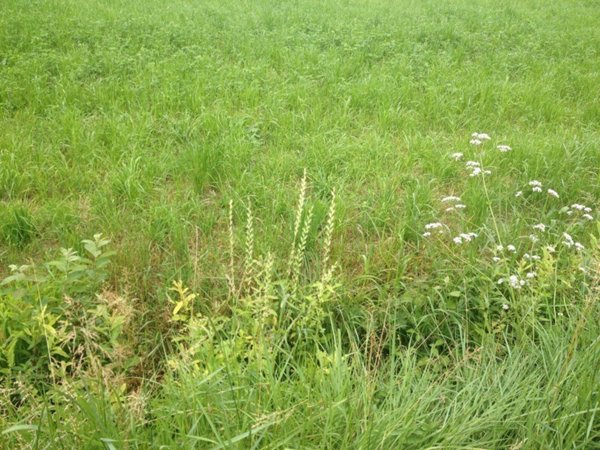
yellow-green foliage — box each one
[0,235,124,383]
[169,186,340,377]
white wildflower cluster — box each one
[423,222,446,237]
[562,233,584,251]
[527,223,547,245]
[496,244,516,253]
[509,275,526,289]
[497,275,527,289]
[532,223,546,232]
[492,243,517,263]
[446,204,467,212]
[441,195,466,212]
[465,161,491,177]
[438,131,594,276]
[515,181,559,198]
[425,222,444,230]
[440,132,596,302]
[495,243,541,289]
[565,203,594,221]
[453,232,478,244]
[470,132,491,146]
[571,204,590,211]
[529,180,543,193]
[493,224,557,288]
[441,195,461,202]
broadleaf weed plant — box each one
[0,234,128,391]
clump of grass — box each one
[0,205,36,248]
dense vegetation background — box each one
[1,0,599,448]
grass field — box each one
[1,0,600,448]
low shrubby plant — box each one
[0,234,129,390]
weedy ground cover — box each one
[1,0,599,448]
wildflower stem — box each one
[480,160,502,245]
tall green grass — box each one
[1,0,599,448]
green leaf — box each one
[2,424,39,434]
[52,347,69,358]
[83,240,101,258]
[100,438,118,450]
